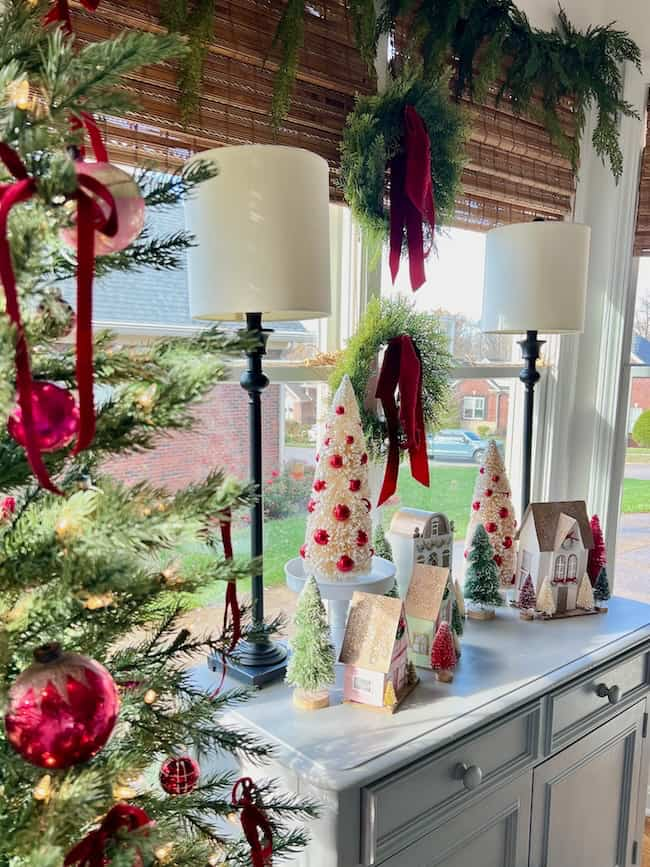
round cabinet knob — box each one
[455,762,483,791]
[596,683,621,705]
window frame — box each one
[462,395,486,420]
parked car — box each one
[427,429,503,463]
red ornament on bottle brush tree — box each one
[8,380,79,453]
[4,642,119,769]
[159,755,201,795]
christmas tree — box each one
[286,577,336,701]
[464,441,517,586]
[537,578,557,616]
[431,621,456,681]
[517,574,537,610]
[0,5,314,864]
[464,524,503,612]
[302,374,373,580]
[594,566,611,604]
[373,522,393,560]
[384,681,397,707]
[587,514,607,584]
[577,574,595,610]
[451,598,464,637]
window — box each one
[567,554,578,581]
[462,396,486,420]
[352,675,372,693]
[520,550,531,584]
[553,556,567,583]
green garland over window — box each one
[340,72,467,250]
[366,1,641,180]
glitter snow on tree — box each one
[302,375,373,580]
[537,578,557,617]
[517,574,537,611]
[431,621,457,682]
[577,574,595,611]
[286,576,336,709]
[464,440,516,586]
[594,566,611,607]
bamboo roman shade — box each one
[633,95,650,257]
[72,0,374,200]
[454,83,577,231]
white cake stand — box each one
[285,556,396,656]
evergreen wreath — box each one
[340,72,467,249]
[330,297,452,457]
[369,1,641,180]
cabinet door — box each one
[530,700,646,867]
[381,772,532,867]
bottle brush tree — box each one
[593,566,611,604]
[587,514,607,583]
[286,576,335,698]
[431,621,456,682]
[0,4,315,864]
[537,578,557,617]
[517,574,537,610]
[577,574,595,611]
[464,524,503,612]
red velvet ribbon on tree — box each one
[64,803,151,867]
[388,105,436,292]
[70,112,118,455]
[44,0,101,35]
[231,777,273,867]
[210,508,242,697]
[375,335,429,507]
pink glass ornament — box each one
[4,643,119,769]
[159,755,200,795]
[8,381,79,453]
[61,162,145,256]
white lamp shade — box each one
[481,222,591,334]
[184,145,331,321]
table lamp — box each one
[482,220,591,516]
[185,145,331,684]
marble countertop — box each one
[192,596,650,793]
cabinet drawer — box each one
[360,702,541,865]
[548,646,650,752]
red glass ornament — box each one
[492,475,500,483]
[307,500,316,513]
[485,488,493,497]
[61,162,145,256]
[494,554,503,566]
[315,454,320,463]
[329,454,343,469]
[503,536,513,549]
[356,530,368,547]
[159,755,200,795]
[335,405,345,415]
[8,381,79,453]
[369,547,375,556]
[485,521,497,533]
[299,544,307,559]
[464,550,468,559]
[4,643,119,769]
[360,452,368,465]
[324,437,331,447]
[313,480,326,492]
[472,501,480,511]
[499,507,509,518]
[349,479,361,492]
[333,504,350,521]
[346,435,354,445]
[337,555,354,572]
[362,498,371,512]
[1,496,16,519]
[479,467,485,474]
[313,529,329,545]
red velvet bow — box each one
[231,778,273,867]
[0,144,57,492]
[375,335,429,507]
[64,803,151,867]
[211,508,242,697]
[45,0,101,34]
[70,112,118,454]
[388,105,436,292]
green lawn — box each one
[193,465,650,605]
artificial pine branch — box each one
[270,0,305,128]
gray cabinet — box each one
[383,772,532,867]
[531,701,647,867]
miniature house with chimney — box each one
[340,592,414,711]
[515,501,594,615]
[405,565,459,668]
[388,508,454,596]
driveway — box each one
[615,512,650,605]
[625,463,650,481]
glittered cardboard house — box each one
[388,508,454,596]
[339,593,409,709]
[405,565,456,668]
[515,501,594,614]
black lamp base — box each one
[209,641,289,687]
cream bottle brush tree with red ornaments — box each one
[301,375,373,580]
[464,440,517,586]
